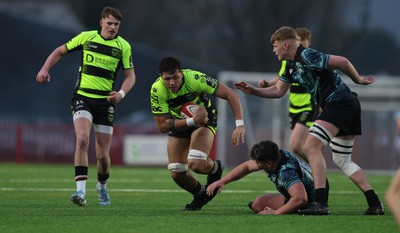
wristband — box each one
[118,90,126,99]
[186,118,196,127]
[235,119,244,127]
[169,118,175,132]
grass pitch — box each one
[0,163,397,233]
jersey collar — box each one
[97,29,119,40]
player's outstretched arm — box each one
[36,45,67,84]
[206,160,259,196]
[327,55,375,85]
[234,80,290,98]
[258,76,279,88]
[215,83,246,146]
[234,81,257,94]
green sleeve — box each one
[278,60,287,77]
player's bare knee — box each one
[188,162,201,173]
[169,171,187,182]
[75,134,89,150]
[291,145,304,157]
[251,198,264,213]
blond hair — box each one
[270,26,297,44]
[295,27,312,42]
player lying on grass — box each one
[207,140,326,214]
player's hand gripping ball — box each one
[180,102,200,119]
[181,102,209,126]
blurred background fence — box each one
[2,73,399,171]
[1,1,400,171]
[217,72,400,171]
[0,123,161,165]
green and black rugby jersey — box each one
[65,30,134,98]
[150,69,219,120]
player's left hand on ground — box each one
[107,91,123,103]
[257,207,277,215]
[231,126,245,146]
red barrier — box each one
[0,123,223,165]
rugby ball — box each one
[180,102,199,119]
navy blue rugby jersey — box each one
[265,150,314,203]
[280,45,356,107]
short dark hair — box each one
[250,140,280,162]
[101,6,123,21]
[159,57,182,74]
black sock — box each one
[364,189,380,207]
[74,166,88,181]
[314,188,328,206]
[98,173,110,184]
[190,181,205,197]
[209,160,220,175]
[325,179,330,204]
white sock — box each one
[76,180,86,194]
[97,182,107,189]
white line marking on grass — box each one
[0,187,361,194]
[0,178,172,183]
